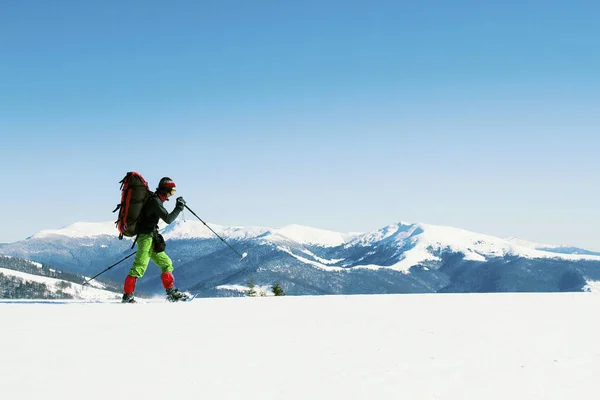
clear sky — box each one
[1,1,599,249]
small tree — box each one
[272,283,285,296]
[245,276,256,297]
[57,281,71,290]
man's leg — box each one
[151,250,189,301]
[150,250,174,289]
[123,233,153,295]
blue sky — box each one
[1,1,599,249]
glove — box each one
[176,197,186,208]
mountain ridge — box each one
[18,219,600,262]
[3,219,600,296]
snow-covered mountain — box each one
[2,220,600,296]
[341,222,600,271]
[30,221,117,239]
[505,237,600,256]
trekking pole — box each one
[184,205,248,260]
[82,252,136,286]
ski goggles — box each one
[160,182,176,195]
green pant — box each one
[127,233,173,278]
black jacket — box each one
[137,193,183,234]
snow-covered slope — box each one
[31,221,117,239]
[162,220,356,247]
[160,220,269,240]
[504,237,557,249]
[2,293,599,399]
[505,237,600,256]
[338,222,600,273]
[584,280,600,292]
[28,220,357,247]
[268,224,357,247]
[0,267,120,300]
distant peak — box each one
[161,219,270,240]
[272,224,348,247]
[31,221,116,239]
[396,221,413,226]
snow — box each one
[349,222,409,245]
[278,246,345,271]
[0,267,120,300]
[584,280,600,292]
[414,225,600,263]
[1,293,599,399]
[215,284,250,293]
[300,248,344,265]
[504,236,558,249]
[162,220,355,247]
[216,284,274,296]
[161,219,269,240]
[31,221,116,239]
[272,224,351,247]
[348,222,600,273]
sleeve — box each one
[150,197,183,225]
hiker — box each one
[122,177,188,303]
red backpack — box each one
[114,172,151,239]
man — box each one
[122,177,189,303]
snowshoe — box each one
[121,293,136,303]
[166,287,191,302]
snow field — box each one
[1,293,599,399]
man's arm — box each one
[153,198,184,224]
